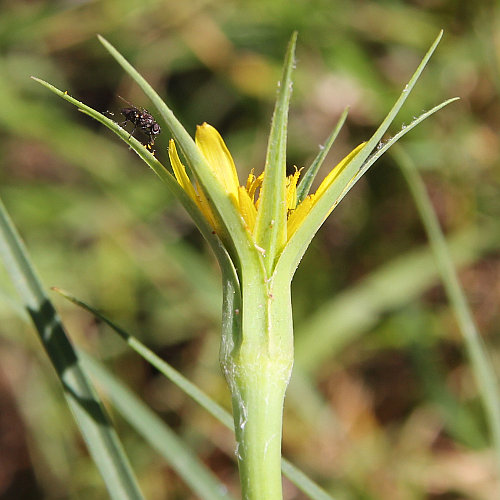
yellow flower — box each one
[168,122,365,243]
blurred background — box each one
[0,0,499,498]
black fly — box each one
[118,96,161,150]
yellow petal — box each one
[287,195,314,241]
[287,143,367,241]
[168,139,198,202]
[238,186,257,232]
[195,123,240,203]
[195,180,219,232]
[315,142,366,200]
[169,139,220,232]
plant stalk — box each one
[221,276,293,500]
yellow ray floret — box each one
[238,186,258,231]
[168,139,218,230]
[287,195,314,240]
[314,142,366,200]
[195,123,240,206]
[286,142,366,240]
[168,140,197,201]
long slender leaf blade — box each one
[0,197,144,500]
[276,31,445,280]
[254,32,297,273]
[296,107,349,204]
[79,351,236,500]
[96,36,262,274]
[395,147,500,475]
[56,289,336,499]
[295,223,500,372]
[31,77,241,303]
[54,287,235,429]
[281,461,334,500]
[351,98,459,189]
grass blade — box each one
[55,288,336,500]
[54,287,234,429]
[394,146,500,475]
[295,223,500,372]
[79,351,236,500]
[0,197,145,500]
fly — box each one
[117,96,161,150]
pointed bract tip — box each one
[97,34,110,47]
[433,29,444,46]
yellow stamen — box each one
[285,167,301,211]
[248,172,264,202]
[245,169,256,192]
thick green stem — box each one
[221,275,293,500]
[231,362,290,499]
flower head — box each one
[169,122,365,246]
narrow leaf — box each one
[79,351,236,500]
[350,98,459,191]
[295,224,499,372]
[296,107,349,204]
[319,98,459,225]
[31,77,241,306]
[276,31,447,280]
[53,287,234,429]
[0,197,144,500]
[254,32,297,274]
[395,146,500,476]
[56,289,335,500]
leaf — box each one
[79,351,236,500]
[31,77,242,312]
[56,288,336,500]
[395,146,500,475]
[96,36,263,277]
[253,32,297,273]
[0,196,144,500]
